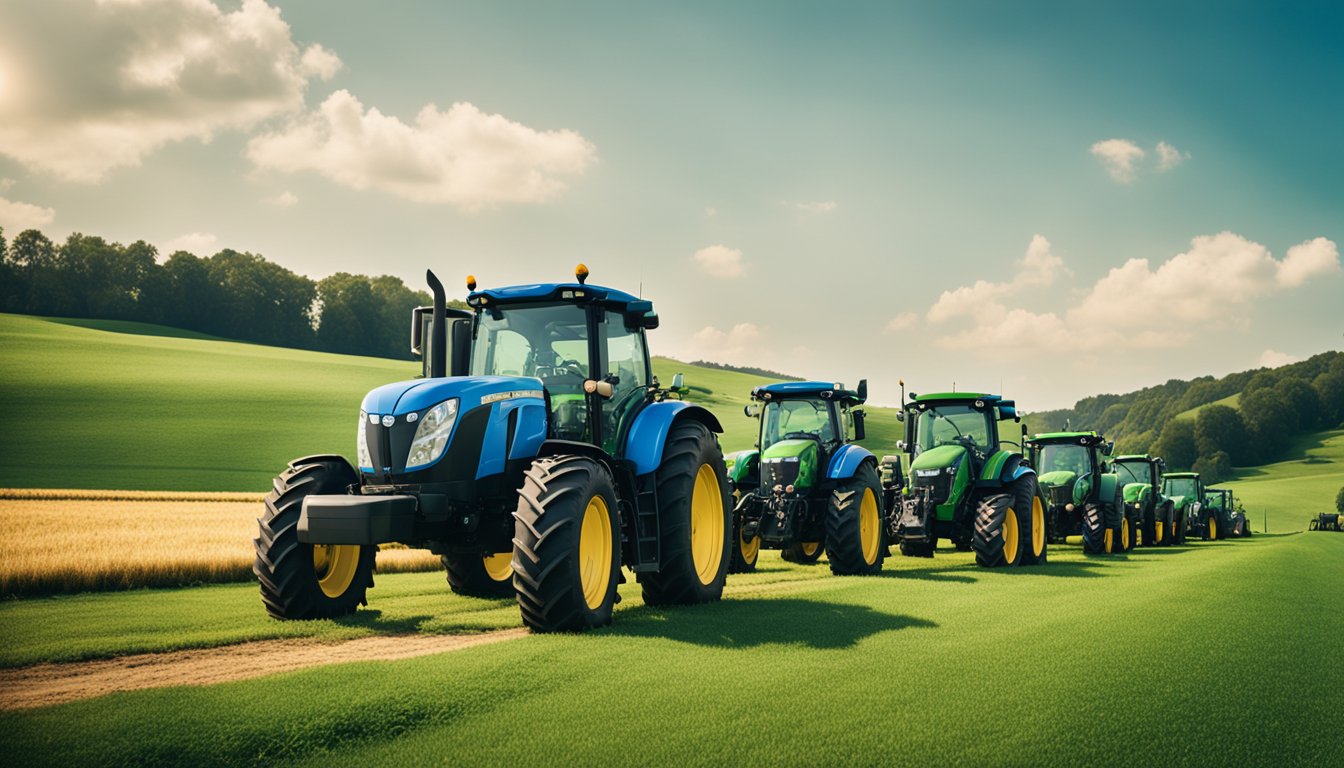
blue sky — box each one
[1,0,1340,408]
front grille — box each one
[912,471,953,506]
[1047,484,1072,506]
[761,458,801,489]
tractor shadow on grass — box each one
[602,597,935,650]
[874,560,979,583]
[332,609,444,635]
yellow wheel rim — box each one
[1030,495,1045,557]
[579,495,613,610]
[1156,521,1164,544]
[483,552,513,582]
[801,540,821,557]
[859,488,880,565]
[313,544,360,598]
[1121,518,1130,551]
[690,463,725,585]
[1002,505,1019,563]
[1103,528,1114,554]
[740,529,760,565]
[1209,518,1217,539]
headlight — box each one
[357,411,373,470]
[406,398,459,470]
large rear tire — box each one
[1117,515,1133,553]
[254,457,376,620]
[443,552,515,598]
[826,463,885,575]
[640,420,732,606]
[1015,475,1048,566]
[513,455,621,632]
[1081,503,1107,555]
[972,493,1023,567]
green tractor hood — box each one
[1123,483,1152,504]
[761,439,819,490]
[1038,470,1077,489]
[910,444,968,473]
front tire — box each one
[640,420,732,606]
[1014,475,1048,566]
[972,493,1023,567]
[254,457,376,620]
[826,463,885,575]
[729,502,761,574]
[443,552,515,598]
[512,456,621,632]
[1081,503,1107,555]
[782,539,825,564]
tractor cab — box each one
[1025,432,1112,511]
[900,393,1020,485]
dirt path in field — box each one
[0,628,529,711]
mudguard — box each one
[1098,473,1120,507]
[623,401,724,475]
[826,443,875,480]
[724,450,759,485]
[983,451,1035,484]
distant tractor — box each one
[889,389,1048,568]
[1308,513,1342,531]
[1163,471,1209,543]
[1204,487,1253,537]
[253,266,733,633]
[1112,454,1175,547]
[725,380,886,575]
[1026,431,1134,554]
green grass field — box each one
[0,314,900,491]
[1174,392,1242,421]
[3,534,1341,766]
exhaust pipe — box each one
[426,269,446,379]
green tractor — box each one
[1112,454,1176,547]
[1203,487,1252,538]
[724,380,886,575]
[1162,471,1209,543]
[1025,431,1135,554]
[889,389,1047,567]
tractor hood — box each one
[361,375,544,417]
[1037,470,1077,489]
[1168,495,1194,511]
[910,444,968,473]
[760,439,819,490]
[1123,483,1152,504]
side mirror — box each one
[670,372,684,392]
[852,409,866,442]
[896,410,904,422]
[896,440,908,452]
[856,379,868,402]
[744,404,759,418]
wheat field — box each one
[0,491,442,596]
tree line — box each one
[0,225,454,360]
[1029,351,1344,481]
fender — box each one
[1097,473,1120,507]
[826,443,876,480]
[981,451,1034,484]
[1001,453,1036,483]
[622,401,724,475]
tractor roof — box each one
[911,392,998,403]
[1164,471,1200,479]
[1028,431,1100,441]
[1114,454,1158,462]
[753,381,866,405]
[467,282,650,313]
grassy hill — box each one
[1173,392,1241,421]
[0,314,900,491]
[1221,428,1344,531]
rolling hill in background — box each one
[0,313,900,491]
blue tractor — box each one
[253,266,732,633]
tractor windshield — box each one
[1164,477,1199,498]
[1038,444,1092,476]
[1113,461,1152,486]
[761,399,836,452]
[915,404,991,455]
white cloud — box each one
[0,0,340,182]
[1259,349,1300,368]
[1156,141,1188,172]
[0,195,56,232]
[794,201,838,213]
[927,235,1066,323]
[704,206,717,217]
[1091,139,1146,183]
[884,312,918,333]
[1276,237,1340,287]
[930,232,1340,353]
[690,323,761,361]
[163,231,218,255]
[692,244,745,278]
[264,190,299,208]
[246,90,597,210]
